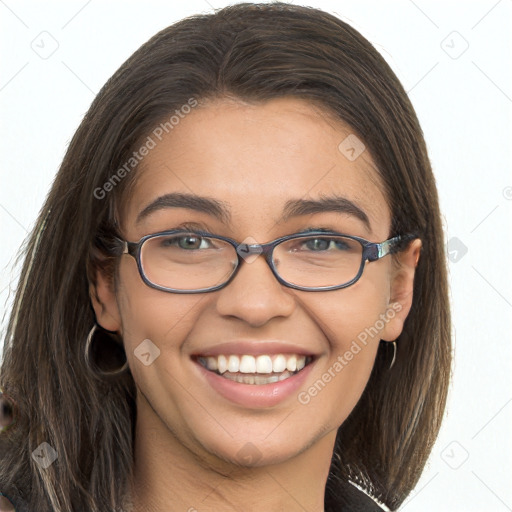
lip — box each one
[192,355,317,408]
[190,340,319,357]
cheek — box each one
[115,277,204,426]
[115,259,201,357]
[303,264,391,349]
[295,271,391,426]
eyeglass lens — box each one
[140,232,364,291]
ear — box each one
[89,268,122,333]
[380,238,422,342]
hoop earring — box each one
[85,324,129,378]
[388,341,397,370]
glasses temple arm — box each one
[367,234,417,262]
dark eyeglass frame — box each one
[113,230,417,293]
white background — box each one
[1,1,511,510]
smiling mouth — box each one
[194,353,315,385]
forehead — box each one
[122,97,391,238]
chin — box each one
[196,426,322,470]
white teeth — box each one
[256,355,273,374]
[286,355,297,372]
[198,353,312,376]
[272,354,287,373]
[228,355,239,373]
[206,356,218,371]
[239,355,256,373]
[217,355,228,374]
[256,374,278,384]
[222,371,294,385]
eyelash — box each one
[169,223,341,236]
[172,222,214,234]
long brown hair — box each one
[0,3,451,510]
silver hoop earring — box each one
[85,324,129,378]
[388,341,397,370]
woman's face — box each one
[93,97,419,468]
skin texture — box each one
[91,97,421,512]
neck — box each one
[127,397,336,512]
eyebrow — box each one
[136,192,371,231]
[136,193,231,225]
[281,195,371,231]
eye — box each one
[160,234,213,250]
[301,237,351,251]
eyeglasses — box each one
[114,229,416,293]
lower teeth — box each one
[218,370,296,385]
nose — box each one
[214,252,295,327]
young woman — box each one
[0,3,451,511]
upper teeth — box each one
[198,354,308,374]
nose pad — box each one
[233,237,282,287]
[215,241,295,325]
[235,237,264,265]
